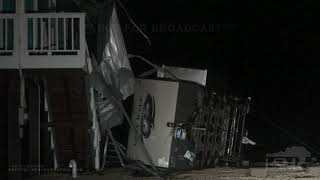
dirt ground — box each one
[26,166,320,180]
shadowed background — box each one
[118,0,320,161]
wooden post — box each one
[7,70,22,180]
[28,80,40,174]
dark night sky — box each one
[118,0,320,158]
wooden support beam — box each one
[28,80,40,171]
[7,70,22,180]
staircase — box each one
[45,71,92,170]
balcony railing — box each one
[0,13,18,68]
[0,12,86,69]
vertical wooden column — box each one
[7,70,22,180]
[28,80,40,172]
[0,71,8,178]
[40,83,50,166]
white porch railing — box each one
[0,12,86,69]
[0,13,19,68]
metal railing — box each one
[0,12,86,69]
[0,13,17,56]
[25,13,85,56]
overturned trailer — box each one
[195,90,251,168]
[127,69,251,170]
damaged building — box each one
[2,0,320,179]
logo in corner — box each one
[140,94,155,138]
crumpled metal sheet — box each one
[157,65,207,86]
[89,58,124,131]
[88,87,101,170]
[96,95,123,129]
[88,7,134,131]
[242,137,256,145]
[100,7,135,100]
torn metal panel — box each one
[96,92,123,129]
[87,6,135,133]
[89,67,124,132]
[92,5,134,99]
[157,65,207,86]
[101,7,135,100]
[88,86,101,170]
[242,137,256,145]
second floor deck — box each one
[0,1,87,69]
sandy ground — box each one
[26,166,320,180]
